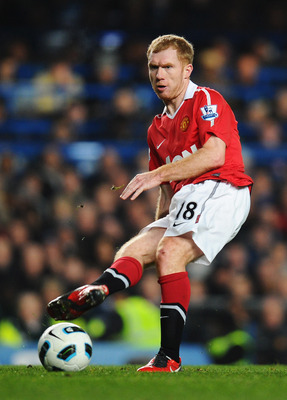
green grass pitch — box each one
[1,365,287,400]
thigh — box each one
[188,182,251,266]
[115,227,165,266]
[164,181,250,266]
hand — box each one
[120,171,162,200]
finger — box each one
[120,180,144,200]
[120,183,132,198]
[130,186,144,201]
[120,184,138,200]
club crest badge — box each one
[200,105,218,121]
[180,116,190,132]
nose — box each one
[156,67,164,79]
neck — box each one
[164,81,189,116]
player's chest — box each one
[155,106,201,162]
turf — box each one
[1,365,287,400]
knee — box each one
[156,236,204,276]
[156,239,180,276]
[156,242,173,265]
[156,236,186,262]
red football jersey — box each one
[148,81,253,194]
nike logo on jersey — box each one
[157,139,166,149]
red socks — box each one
[158,271,191,313]
[108,257,143,287]
[158,271,191,362]
[94,256,143,294]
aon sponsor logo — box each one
[166,144,198,164]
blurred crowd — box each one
[0,0,286,365]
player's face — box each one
[148,48,193,104]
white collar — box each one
[162,81,198,118]
[184,80,198,100]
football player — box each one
[48,34,253,372]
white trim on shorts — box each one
[141,180,251,266]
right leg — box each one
[91,227,165,295]
[47,228,165,320]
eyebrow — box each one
[148,62,174,68]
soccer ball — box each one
[38,322,93,371]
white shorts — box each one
[142,180,251,266]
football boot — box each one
[47,284,109,320]
[137,350,182,373]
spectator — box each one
[274,88,287,123]
[20,242,48,292]
[13,291,47,341]
[256,296,287,364]
[32,59,84,115]
[0,57,18,83]
[51,118,75,143]
[236,54,261,86]
[258,118,283,149]
[0,236,18,316]
[107,87,148,140]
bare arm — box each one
[155,184,174,220]
[120,135,226,201]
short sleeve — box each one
[196,88,236,147]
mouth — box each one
[156,85,167,92]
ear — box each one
[184,64,193,79]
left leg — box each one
[138,182,251,372]
[138,233,203,372]
[157,235,203,359]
